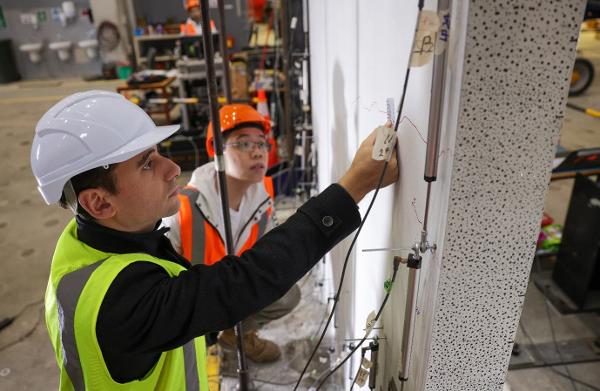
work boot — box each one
[219,328,281,363]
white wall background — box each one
[309,0,585,390]
[309,0,447,387]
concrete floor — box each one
[0,29,599,391]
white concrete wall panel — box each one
[309,0,584,389]
[424,1,585,390]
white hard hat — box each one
[31,90,179,205]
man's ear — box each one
[78,188,117,220]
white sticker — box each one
[386,98,396,128]
[372,125,396,161]
[418,10,441,32]
[364,310,377,336]
[355,367,370,387]
[290,16,298,29]
[361,357,373,369]
[410,10,440,68]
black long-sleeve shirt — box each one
[76,184,360,383]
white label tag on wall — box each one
[372,125,396,161]
[355,367,370,387]
[410,10,441,68]
[386,98,396,128]
[365,310,377,335]
[361,357,373,369]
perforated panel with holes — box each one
[423,1,585,389]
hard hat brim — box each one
[38,124,180,205]
[99,124,180,166]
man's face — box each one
[189,7,201,23]
[223,127,269,184]
[110,146,181,232]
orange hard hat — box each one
[206,104,271,158]
[185,0,200,11]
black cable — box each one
[518,321,600,391]
[0,298,44,333]
[314,257,400,390]
[0,301,44,353]
[293,20,417,389]
[293,16,417,385]
[292,1,423,386]
[292,159,390,390]
[531,256,580,391]
[222,373,298,386]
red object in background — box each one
[541,212,554,227]
[249,0,267,22]
[256,89,278,168]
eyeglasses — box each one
[224,141,272,152]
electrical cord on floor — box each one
[225,274,335,391]
[313,257,400,390]
[221,372,298,387]
[292,159,391,390]
[518,320,600,391]
[530,256,593,391]
[0,299,44,353]
[0,298,43,332]
[257,290,337,390]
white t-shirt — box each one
[228,195,246,243]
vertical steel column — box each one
[399,0,450,383]
[280,0,294,160]
[424,0,450,184]
[217,0,233,103]
[399,254,422,381]
[198,2,249,390]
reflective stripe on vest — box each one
[178,188,206,263]
[178,177,274,265]
[46,220,208,391]
[56,259,106,390]
[55,257,202,391]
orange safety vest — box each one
[180,19,217,36]
[178,177,275,265]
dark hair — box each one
[58,164,118,220]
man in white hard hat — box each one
[32,90,399,390]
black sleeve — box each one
[97,184,360,356]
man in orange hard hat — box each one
[164,104,293,362]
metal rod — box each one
[198,2,249,390]
[399,264,420,381]
[280,0,294,160]
[300,0,310,111]
[424,0,451,182]
[362,247,412,253]
[217,0,233,103]
[368,340,379,389]
[422,182,432,233]
[400,2,451,383]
